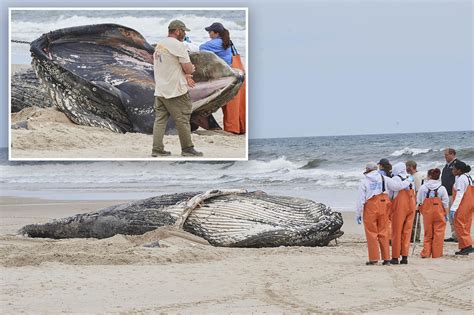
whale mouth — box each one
[190,77,235,101]
[29,23,244,134]
[190,76,241,112]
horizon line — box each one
[1,129,472,149]
[247,129,474,141]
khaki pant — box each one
[152,93,194,153]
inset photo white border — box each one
[8,7,250,161]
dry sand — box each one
[1,196,473,314]
[10,65,246,160]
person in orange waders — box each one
[199,22,246,134]
[417,168,449,258]
[449,160,474,255]
[224,45,246,134]
[389,162,417,264]
[356,162,413,265]
[377,159,393,240]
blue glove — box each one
[407,175,415,183]
[356,215,362,225]
[449,210,455,221]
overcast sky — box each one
[1,0,472,146]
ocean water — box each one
[10,9,247,65]
[1,131,473,211]
[5,11,473,209]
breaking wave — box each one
[299,159,327,169]
[390,147,436,157]
[0,153,361,191]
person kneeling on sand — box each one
[450,160,474,255]
[417,168,449,258]
[356,162,413,266]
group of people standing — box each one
[151,19,246,158]
[356,148,473,265]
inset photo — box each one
[9,8,248,160]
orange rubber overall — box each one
[419,192,446,258]
[391,189,416,258]
[388,211,392,243]
[453,185,474,250]
[363,193,392,261]
[222,53,246,134]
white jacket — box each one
[356,170,411,217]
[417,179,449,210]
[412,171,425,193]
[451,173,473,212]
[389,162,415,199]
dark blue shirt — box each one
[199,38,232,65]
[441,159,457,195]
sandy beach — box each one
[5,4,473,314]
[1,196,472,314]
[10,65,247,160]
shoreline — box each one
[0,186,359,210]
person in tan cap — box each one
[152,20,203,157]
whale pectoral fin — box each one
[190,113,222,131]
[53,90,132,133]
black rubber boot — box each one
[455,246,472,255]
[390,258,399,265]
[366,261,378,266]
[400,256,408,264]
[382,260,391,266]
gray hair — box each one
[365,162,378,172]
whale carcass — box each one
[20,190,344,247]
[28,24,244,133]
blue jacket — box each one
[199,38,232,65]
